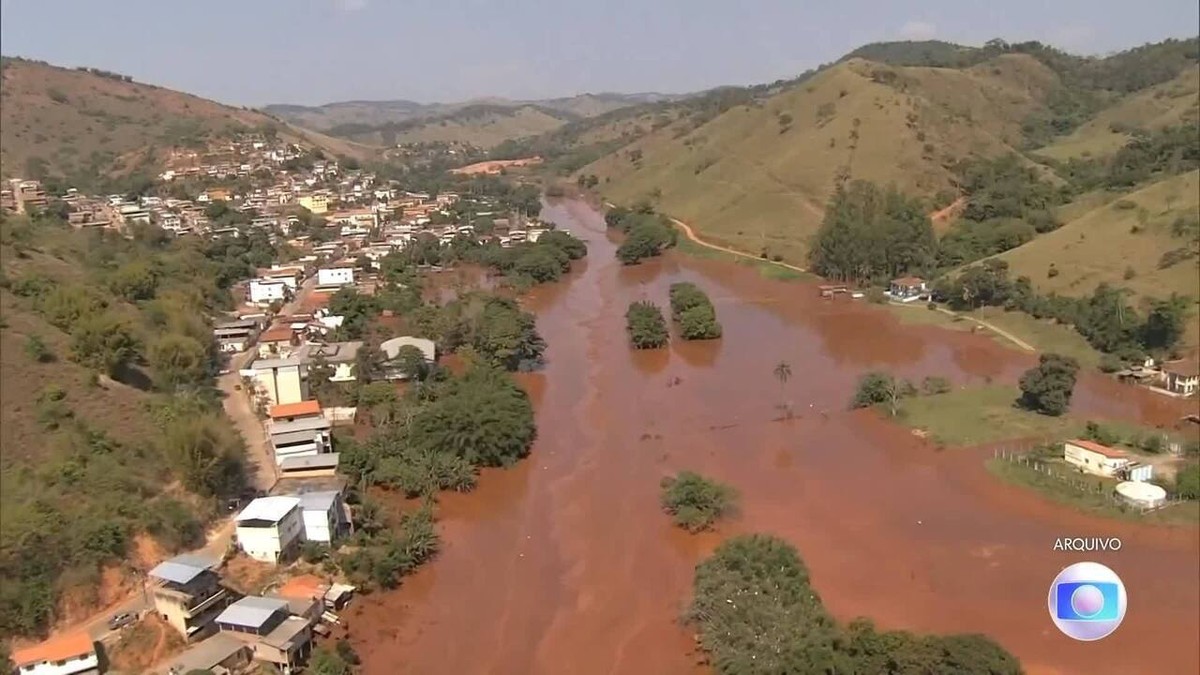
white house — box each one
[235,497,304,563]
[316,266,355,288]
[10,632,99,675]
[267,416,333,467]
[249,278,291,305]
[292,490,348,544]
[1063,439,1130,477]
[1163,360,1199,396]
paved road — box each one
[73,276,321,645]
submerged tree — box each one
[773,361,793,415]
[1018,353,1080,416]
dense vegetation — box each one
[668,282,722,340]
[688,535,1021,674]
[936,261,1190,360]
[625,301,669,349]
[809,181,936,284]
[1018,353,1080,416]
[606,204,679,264]
[0,212,254,637]
[660,471,737,532]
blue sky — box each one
[1,0,1196,106]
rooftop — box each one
[296,490,340,512]
[216,595,289,629]
[1164,360,1200,378]
[11,631,95,667]
[149,553,216,585]
[268,400,322,419]
[1067,439,1128,459]
[279,453,342,473]
[153,633,246,675]
[268,416,332,436]
[263,615,312,650]
[891,276,926,286]
[235,496,301,523]
[298,341,363,363]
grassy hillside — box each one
[582,55,1057,261]
[327,104,572,148]
[1035,66,1200,161]
[993,170,1200,345]
[0,213,263,638]
[0,57,374,189]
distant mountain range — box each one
[263,92,689,132]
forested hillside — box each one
[327,104,572,148]
[0,212,278,638]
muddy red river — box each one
[345,199,1199,675]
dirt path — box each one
[664,211,1036,353]
[930,195,967,223]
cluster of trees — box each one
[936,261,1190,360]
[625,301,669,349]
[1018,354,1080,416]
[606,204,679,264]
[335,501,439,591]
[660,472,738,533]
[308,640,361,675]
[668,282,723,340]
[809,181,937,284]
[850,372,952,416]
[688,534,1021,674]
[467,230,587,286]
[0,214,253,638]
[1050,125,1200,191]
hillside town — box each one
[2,131,558,675]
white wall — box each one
[17,651,99,675]
[317,267,355,287]
[249,279,288,305]
[301,508,334,544]
[236,507,303,563]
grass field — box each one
[993,170,1200,350]
[673,236,813,281]
[896,386,1087,446]
[986,457,1199,525]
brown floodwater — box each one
[345,199,1199,675]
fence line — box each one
[991,447,1188,514]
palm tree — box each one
[773,361,792,415]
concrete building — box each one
[249,278,291,306]
[10,632,98,675]
[214,596,313,674]
[235,497,304,563]
[298,341,363,382]
[298,194,329,214]
[1163,360,1199,396]
[278,453,341,478]
[267,415,333,467]
[316,266,355,289]
[152,633,250,675]
[148,554,233,640]
[247,356,309,407]
[888,276,928,302]
[213,318,261,354]
[1063,439,1130,477]
[293,490,349,544]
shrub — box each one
[1018,353,1080,416]
[660,472,737,532]
[669,282,722,340]
[920,376,951,395]
[625,301,669,349]
[24,334,54,362]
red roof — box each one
[1067,439,1128,459]
[260,325,295,343]
[1164,360,1199,378]
[269,400,322,419]
[11,632,95,667]
[891,276,926,287]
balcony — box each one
[186,587,229,616]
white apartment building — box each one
[235,497,304,563]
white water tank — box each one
[1115,481,1167,508]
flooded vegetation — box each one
[345,199,1198,675]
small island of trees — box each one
[625,300,670,348]
[688,534,1022,674]
[606,203,678,264]
[660,471,737,532]
[668,282,722,340]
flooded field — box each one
[345,199,1199,675]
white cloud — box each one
[898,20,937,41]
[333,0,368,11]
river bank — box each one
[343,197,1198,675]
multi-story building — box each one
[148,554,234,640]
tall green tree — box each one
[1018,353,1080,416]
[809,181,936,283]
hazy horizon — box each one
[2,0,1197,107]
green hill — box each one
[328,104,572,148]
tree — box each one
[625,301,669,349]
[850,372,916,416]
[394,344,430,381]
[1018,353,1080,416]
[309,643,355,675]
[160,415,246,497]
[106,262,159,301]
[1175,464,1200,500]
[773,361,792,413]
[148,334,211,390]
[660,472,737,532]
[408,366,536,467]
[1140,294,1190,354]
[809,181,936,283]
[669,282,722,340]
[69,315,140,376]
